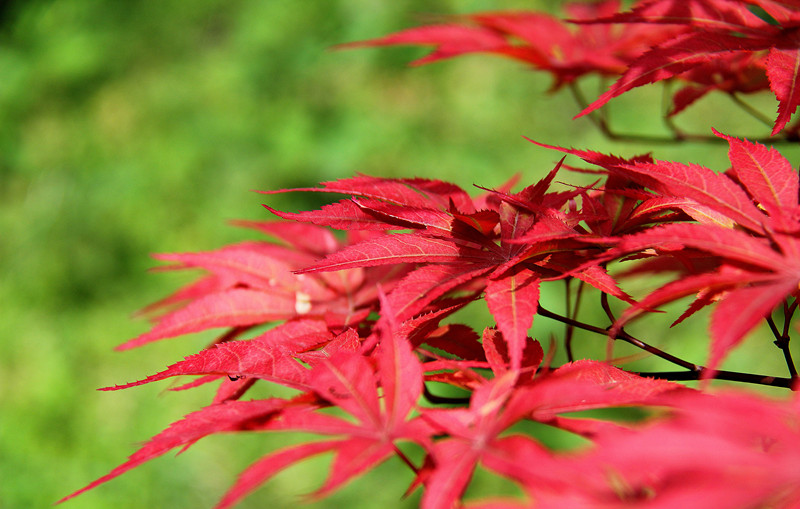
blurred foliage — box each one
[0,1,793,508]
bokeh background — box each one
[2,1,797,508]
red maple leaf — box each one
[118,224,409,350]
[271,169,637,375]
[573,0,800,135]
[415,361,683,508]
[538,390,800,507]
[213,295,433,508]
[342,1,680,90]
[540,132,800,373]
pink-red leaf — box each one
[613,267,777,332]
[482,327,543,381]
[578,31,770,118]
[529,138,768,232]
[263,200,398,231]
[767,47,800,135]
[311,351,381,427]
[387,263,493,322]
[263,175,473,210]
[616,223,784,269]
[715,129,799,218]
[616,160,766,233]
[153,244,309,292]
[376,290,423,428]
[103,326,332,392]
[421,439,481,509]
[58,399,293,504]
[232,220,340,256]
[579,0,773,33]
[296,234,496,273]
[485,267,540,372]
[215,440,340,509]
[118,289,301,350]
[340,24,509,66]
[353,198,454,235]
[707,280,798,373]
[528,360,685,421]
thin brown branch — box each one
[538,304,700,371]
[633,370,793,388]
[536,304,794,389]
[770,308,798,381]
[567,81,796,145]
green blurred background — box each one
[2,1,797,508]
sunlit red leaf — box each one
[767,47,800,135]
[103,320,333,391]
[215,440,340,509]
[118,289,302,350]
[296,234,497,273]
[58,399,297,505]
[578,32,770,119]
[485,267,540,372]
[707,280,798,373]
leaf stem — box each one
[600,291,617,362]
[392,445,420,475]
[564,278,584,362]
[729,92,774,128]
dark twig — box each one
[768,306,798,382]
[600,291,616,323]
[567,81,794,145]
[600,291,618,362]
[565,279,574,362]
[564,279,584,362]
[634,370,793,388]
[536,305,793,389]
[538,304,700,371]
[729,92,774,128]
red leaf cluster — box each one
[351,0,800,136]
[62,1,800,508]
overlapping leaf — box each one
[63,4,800,507]
[58,399,306,505]
[345,1,680,89]
[571,0,800,134]
[556,133,800,372]
[211,299,432,508]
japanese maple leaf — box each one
[668,52,768,115]
[66,294,433,509]
[57,397,314,505]
[530,135,776,233]
[576,30,773,118]
[573,0,800,135]
[481,327,543,383]
[575,0,774,33]
[541,389,800,507]
[343,1,680,90]
[276,169,634,375]
[212,298,433,509]
[550,132,800,373]
[118,225,408,350]
[416,362,683,508]
[100,320,360,393]
[485,266,541,373]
